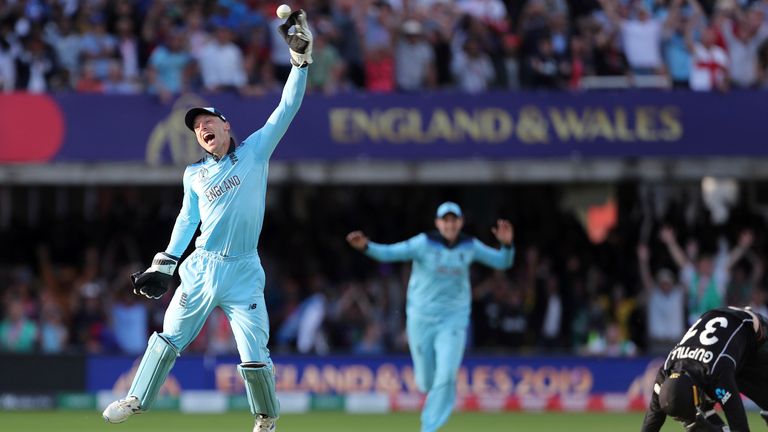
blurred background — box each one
[2,0,768,422]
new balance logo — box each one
[248,303,258,310]
[180,293,188,308]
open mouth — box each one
[203,132,215,144]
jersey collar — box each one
[206,138,236,162]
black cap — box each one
[659,372,698,421]
[184,107,228,131]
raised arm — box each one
[248,10,312,160]
[727,230,754,269]
[248,66,308,160]
[659,226,690,269]
[662,0,685,37]
[346,231,424,262]
[637,243,655,292]
[472,219,515,270]
[596,0,623,28]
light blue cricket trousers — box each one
[161,249,271,364]
[407,314,468,432]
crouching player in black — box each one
[642,307,768,432]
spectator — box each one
[527,37,562,89]
[184,9,211,62]
[690,26,729,91]
[39,304,68,354]
[600,0,665,75]
[79,14,117,80]
[330,0,366,88]
[662,0,698,88]
[451,37,495,93]
[0,298,38,352]
[353,322,385,355]
[198,26,247,93]
[638,243,684,355]
[592,20,629,76]
[70,283,111,353]
[584,321,637,356]
[724,251,762,307]
[268,16,294,84]
[365,45,395,92]
[364,1,396,54]
[146,29,193,102]
[661,227,753,324]
[110,287,148,355]
[502,34,520,89]
[15,35,57,92]
[307,30,344,94]
[395,19,436,91]
[75,61,104,93]
[114,17,140,81]
[46,17,80,89]
[566,33,594,89]
[103,60,141,94]
[719,4,768,88]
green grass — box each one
[0,411,765,432]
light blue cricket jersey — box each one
[366,231,514,323]
[164,66,307,258]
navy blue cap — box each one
[436,201,462,218]
[185,107,228,131]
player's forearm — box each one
[165,213,199,258]
[640,401,666,432]
[720,373,750,432]
[268,66,307,130]
[485,247,515,270]
[474,240,515,270]
[365,241,412,262]
[254,66,307,159]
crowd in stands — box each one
[1,0,768,96]
[2,183,768,357]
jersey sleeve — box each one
[365,234,426,262]
[165,168,201,258]
[641,367,668,432]
[243,66,308,161]
[714,369,750,432]
[471,238,514,270]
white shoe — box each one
[253,414,277,432]
[102,396,141,423]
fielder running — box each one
[102,11,313,432]
[346,202,514,432]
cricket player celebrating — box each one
[102,10,312,432]
[346,202,514,432]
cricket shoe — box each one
[102,395,141,423]
[253,414,277,431]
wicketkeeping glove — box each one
[130,252,178,299]
[278,9,313,67]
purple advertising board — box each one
[1,91,766,164]
[87,354,662,401]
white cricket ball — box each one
[276,4,291,19]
